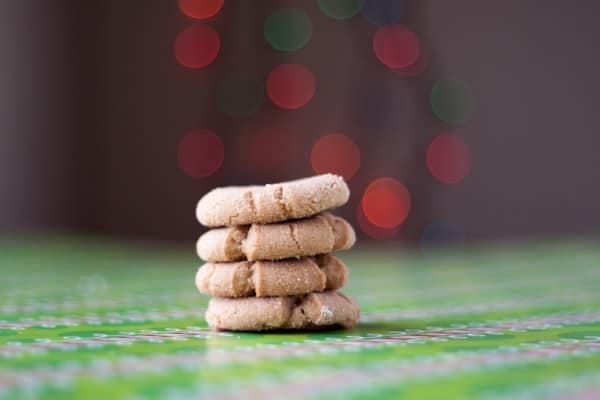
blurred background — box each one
[2,0,600,246]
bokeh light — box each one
[361,0,407,26]
[174,25,220,69]
[373,24,420,70]
[216,72,264,117]
[318,0,363,20]
[394,47,429,77]
[430,79,475,124]
[264,8,313,52]
[310,134,361,180]
[177,129,224,178]
[356,203,400,239]
[361,178,411,229]
[426,133,471,184]
[179,0,224,20]
[266,63,316,110]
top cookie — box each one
[196,174,350,227]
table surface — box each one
[1,238,600,399]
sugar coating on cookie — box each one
[196,174,350,227]
[195,254,348,298]
[196,212,356,262]
[205,291,359,331]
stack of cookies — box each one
[194,174,360,331]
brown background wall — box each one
[1,0,599,243]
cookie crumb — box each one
[320,305,333,322]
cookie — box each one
[195,254,348,298]
[205,291,359,331]
[196,213,355,262]
[196,174,350,227]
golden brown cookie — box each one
[195,254,348,298]
[196,213,356,262]
[205,291,359,331]
[196,174,350,227]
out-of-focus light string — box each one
[426,133,472,184]
[175,1,225,178]
[310,134,361,181]
[361,0,407,26]
[264,8,313,52]
[173,25,220,70]
[373,24,420,70]
[177,130,224,178]
[266,63,316,110]
[361,177,411,230]
[173,2,475,245]
[318,0,362,20]
[179,0,223,20]
[430,79,475,125]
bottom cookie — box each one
[205,291,360,332]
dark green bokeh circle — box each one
[430,79,475,125]
[264,8,313,52]
[216,73,264,117]
[318,0,362,20]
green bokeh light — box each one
[264,8,313,52]
[318,0,362,20]
[430,79,475,125]
[216,72,264,117]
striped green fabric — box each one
[1,239,599,399]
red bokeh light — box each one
[426,134,472,184]
[373,24,420,69]
[174,25,220,69]
[394,47,429,77]
[361,178,411,229]
[310,134,361,181]
[356,204,400,239]
[266,63,316,110]
[177,129,224,178]
[179,0,224,20]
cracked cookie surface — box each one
[196,174,350,227]
[195,254,348,297]
[196,213,355,262]
[205,291,359,331]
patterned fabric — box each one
[1,239,599,399]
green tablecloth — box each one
[1,238,599,399]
